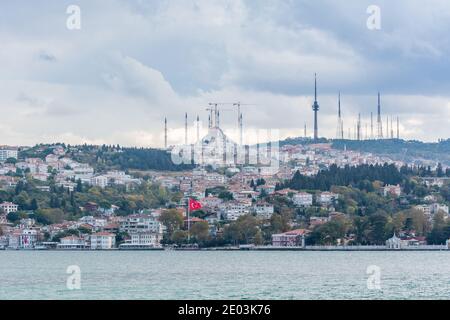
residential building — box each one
[220,201,251,221]
[0,202,19,214]
[292,192,313,207]
[120,214,164,234]
[272,229,308,247]
[383,184,401,197]
[319,192,338,205]
[119,232,162,249]
[0,146,18,162]
[90,232,116,250]
[253,202,274,219]
[57,236,87,249]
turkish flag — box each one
[189,198,202,211]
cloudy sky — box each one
[1,0,449,147]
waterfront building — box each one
[119,232,162,249]
[90,232,116,250]
[272,229,308,247]
[57,236,87,249]
[386,233,403,249]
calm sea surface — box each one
[0,251,449,300]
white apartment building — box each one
[0,146,18,162]
[415,203,449,216]
[91,175,108,188]
[20,229,39,249]
[128,232,162,248]
[292,192,313,207]
[220,201,251,221]
[319,192,339,205]
[78,216,107,228]
[58,236,87,249]
[253,202,275,219]
[90,232,116,250]
[0,202,19,214]
[120,215,164,234]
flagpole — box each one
[187,198,190,243]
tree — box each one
[368,214,389,244]
[308,218,349,245]
[6,212,20,223]
[5,157,17,164]
[30,198,39,211]
[253,230,264,246]
[190,221,210,244]
[427,211,449,244]
[224,215,259,245]
[159,209,184,236]
[171,230,188,245]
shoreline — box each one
[1,246,449,252]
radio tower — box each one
[386,116,389,140]
[377,92,383,139]
[312,73,320,141]
[164,117,168,149]
[370,112,374,139]
[397,117,400,139]
[336,92,344,139]
[391,116,394,139]
[357,113,361,141]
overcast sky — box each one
[0,0,449,147]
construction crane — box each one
[207,103,233,128]
[233,102,255,145]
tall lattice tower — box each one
[164,117,168,149]
[336,92,344,139]
[312,74,320,140]
[377,92,383,139]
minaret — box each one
[214,104,218,128]
[377,92,383,139]
[164,117,168,149]
[185,113,188,145]
[196,115,200,142]
[312,73,320,141]
[239,113,243,146]
[304,123,307,138]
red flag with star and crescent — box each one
[189,198,202,211]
